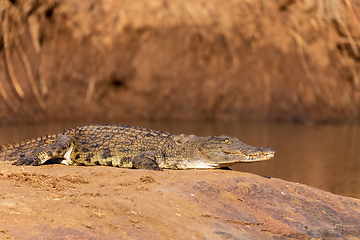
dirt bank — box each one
[1,0,360,124]
[0,161,359,239]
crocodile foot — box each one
[13,155,42,166]
[132,151,162,171]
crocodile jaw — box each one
[197,136,276,167]
[220,146,276,163]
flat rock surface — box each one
[0,161,359,239]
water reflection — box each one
[0,121,359,198]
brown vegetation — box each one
[0,0,360,124]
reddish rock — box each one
[0,161,359,239]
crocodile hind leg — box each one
[12,135,74,166]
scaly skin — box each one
[0,124,275,170]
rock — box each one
[0,161,359,239]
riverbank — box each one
[1,0,360,124]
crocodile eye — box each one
[223,139,231,144]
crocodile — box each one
[0,124,275,170]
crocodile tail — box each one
[0,144,12,160]
[0,134,61,161]
[0,145,8,151]
[0,142,24,160]
[0,143,19,151]
[1,141,27,151]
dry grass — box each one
[0,0,360,123]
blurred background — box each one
[0,0,360,198]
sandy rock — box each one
[0,161,359,239]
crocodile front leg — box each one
[132,151,162,171]
[13,135,74,166]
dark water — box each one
[0,121,359,199]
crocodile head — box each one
[196,135,275,168]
